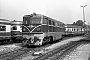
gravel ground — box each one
[61,43,90,60]
[14,36,87,60]
[0,44,21,54]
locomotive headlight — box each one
[23,28,26,31]
[37,28,41,32]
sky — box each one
[0,0,90,24]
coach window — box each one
[59,23,61,27]
[81,28,82,31]
[72,28,73,31]
[68,28,70,31]
[55,22,58,26]
[13,26,17,30]
[0,26,6,31]
[74,28,75,31]
[58,23,59,26]
[60,23,62,27]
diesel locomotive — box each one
[22,13,65,46]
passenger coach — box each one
[22,13,65,46]
[65,24,85,36]
[11,20,22,43]
[0,19,11,44]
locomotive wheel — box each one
[43,37,48,44]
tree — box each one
[73,20,84,26]
[73,22,76,25]
[76,20,84,26]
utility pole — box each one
[80,5,87,33]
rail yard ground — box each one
[16,36,90,60]
[0,34,90,60]
[61,43,90,60]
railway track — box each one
[33,40,90,60]
[0,47,32,60]
[50,40,90,60]
[0,41,53,60]
[0,36,88,60]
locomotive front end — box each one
[22,14,45,46]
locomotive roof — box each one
[23,13,64,24]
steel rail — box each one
[0,47,34,60]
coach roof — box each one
[0,19,10,23]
